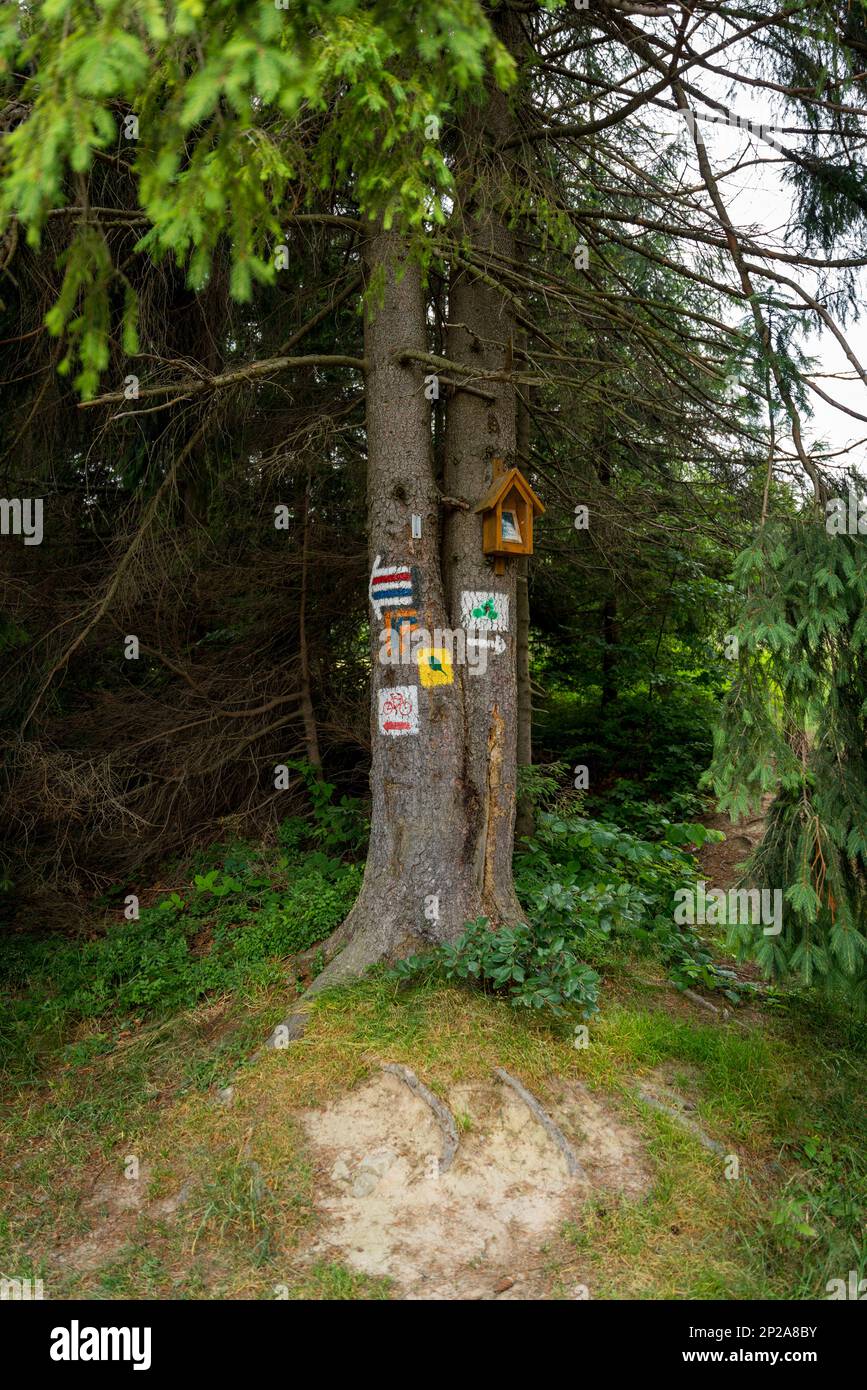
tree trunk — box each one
[596,455,619,711]
[311,17,527,990]
[515,556,534,841]
[312,224,484,989]
[442,9,524,923]
[515,324,534,841]
[600,594,620,711]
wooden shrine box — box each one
[475,464,544,573]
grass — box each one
[1,959,865,1300]
[287,1261,392,1300]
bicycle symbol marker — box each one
[378,685,419,736]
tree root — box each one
[493,1067,588,1180]
[260,1002,313,1054]
[254,933,388,1058]
[382,1064,460,1173]
[634,1084,727,1157]
[682,988,722,1015]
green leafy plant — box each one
[515,810,731,992]
[391,806,737,1017]
[0,846,361,1060]
[393,915,600,1019]
[278,761,369,857]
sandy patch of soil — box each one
[299,1068,650,1300]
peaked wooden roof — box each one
[474,466,545,515]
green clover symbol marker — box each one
[472,597,499,622]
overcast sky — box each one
[652,81,867,484]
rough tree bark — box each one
[515,324,535,842]
[309,224,483,990]
[441,9,525,924]
[515,555,534,840]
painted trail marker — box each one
[370,555,414,621]
[466,634,506,654]
[460,590,509,632]
[418,647,454,687]
[378,685,419,736]
[384,607,418,639]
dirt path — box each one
[697,797,773,891]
